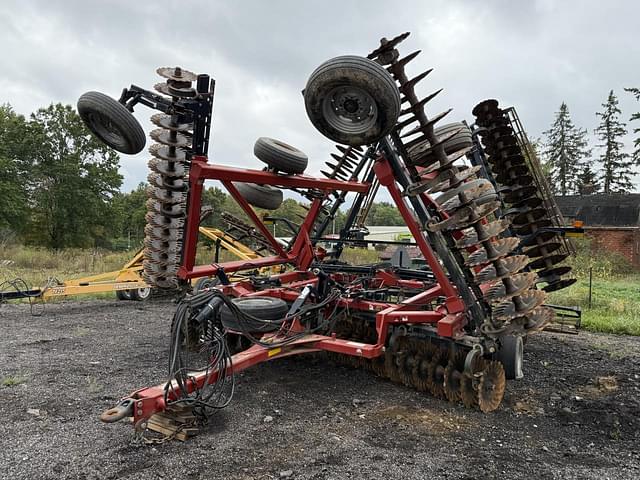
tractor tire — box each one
[234,182,283,210]
[129,287,152,301]
[304,55,401,146]
[220,296,288,332]
[116,289,131,301]
[193,277,220,293]
[254,137,308,174]
[435,122,473,154]
[497,335,524,380]
[77,91,146,154]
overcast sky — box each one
[1,0,638,192]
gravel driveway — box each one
[1,299,639,479]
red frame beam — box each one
[106,150,478,428]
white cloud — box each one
[0,0,638,192]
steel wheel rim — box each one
[137,287,151,299]
[322,85,378,135]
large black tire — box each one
[407,122,473,164]
[254,137,308,174]
[220,296,288,332]
[193,277,220,293]
[304,55,401,146]
[498,335,524,380]
[435,122,473,154]
[116,289,131,301]
[234,182,283,210]
[77,91,146,154]
[129,287,151,301]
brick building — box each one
[555,194,640,268]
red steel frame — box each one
[103,152,471,427]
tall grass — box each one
[547,238,640,335]
[3,240,638,336]
[0,245,135,288]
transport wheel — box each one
[435,122,473,154]
[116,289,131,301]
[220,296,288,333]
[129,287,152,301]
[254,137,308,174]
[77,91,146,154]
[497,335,524,380]
[193,277,219,293]
[407,122,473,165]
[233,182,283,210]
[304,55,401,146]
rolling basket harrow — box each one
[77,32,578,438]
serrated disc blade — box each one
[465,237,520,267]
[492,289,546,321]
[150,129,190,148]
[523,240,562,259]
[150,113,193,132]
[528,252,569,270]
[483,272,538,303]
[455,219,511,249]
[475,255,529,283]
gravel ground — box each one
[1,299,639,480]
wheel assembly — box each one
[233,182,284,210]
[219,296,288,332]
[77,91,146,154]
[129,287,151,301]
[304,55,401,146]
[254,137,308,174]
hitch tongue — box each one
[100,398,135,423]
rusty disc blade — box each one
[477,361,506,413]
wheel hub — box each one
[323,86,378,134]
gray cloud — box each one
[1,0,638,191]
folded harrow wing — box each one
[78,32,577,437]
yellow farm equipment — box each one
[1,222,271,303]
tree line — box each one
[0,103,406,250]
[2,89,639,251]
[542,88,640,195]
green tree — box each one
[0,105,33,237]
[111,183,148,248]
[595,91,632,194]
[576,165,599,194]
[543,102,591,195]
[624,87,640,166]
[27,104,122,248]
[268,198,308,236]
[201,186,230,227]
[366,202,404,226]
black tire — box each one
[233,182,283,210]
[254,137,308,174]
[435,122,473,154]
[193,277,220,293]
[116,289,131,301]
[408,122,472,165]
[304,55,401,146]
[220,296,288,332]
[77,91,146,154]
[498,335,524,380]
[129,287,151,301]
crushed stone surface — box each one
[1,299,639,479]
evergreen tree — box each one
[624,87,640,166]
[595,90,632,193]
[576,164,599,194]
[543,102,591,195]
